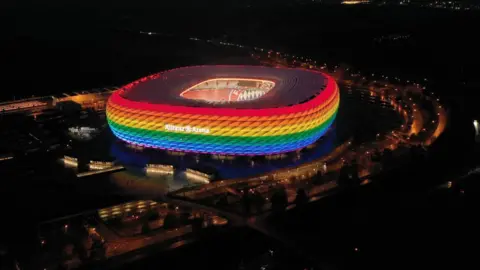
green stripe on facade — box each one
[108,110,337,146]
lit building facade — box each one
[107,66,339,155]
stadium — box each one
[106,66,340,155]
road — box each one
[426,97,447,145]
[169,139,352,200]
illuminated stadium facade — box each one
[107,66,340,155]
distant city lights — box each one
[342,0,370,4]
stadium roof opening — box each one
[179,78,275,104]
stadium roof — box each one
[120,65,329,109]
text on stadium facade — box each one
[164,124,210,134]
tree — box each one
[338,162,360,188]
[410,144,426,162]
[241,188,251,214]
[417,130,429,142]
[146,208,160,221]
[251,192,266,213]
[90,238,106,260]
[62,243,75,261]
[289,176,297,184]
[217,194,229,207]
[163,213,179,230]
[312,171,323,185]
[294,188,308,206]
[141,220,151,234]
[371,149,382,162]
[382,148,394,169]
[192,215,205,233]
[271,187,288,214]
[409,133,419,142]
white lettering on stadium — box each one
[164,124,210,134]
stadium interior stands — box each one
[120,66,328,109]
[180,79,275,103]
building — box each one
[107,65,339,155]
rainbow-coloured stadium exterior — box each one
[106,66,340,155]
